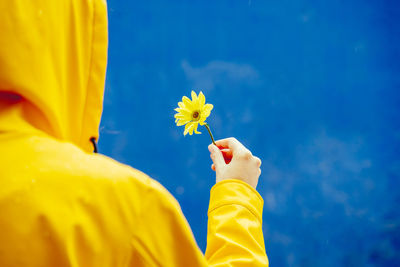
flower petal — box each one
[174,113,185,118]
[193,123,201,134]
[198,91,206,108]
[175,108,192,117]
[182,96,193,110]
[199,115,208,124]
[184,122,194,136]
[201,104,213,119]
[189,123,195,135]
[191,91,201,110]
[176,119,189,126]
[202,103,213,114]
[191,91,198,102]
[178,102,185,109]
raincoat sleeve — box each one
[137,178,268,266]
[205,179,269,266]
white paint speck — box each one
[176,186,185,195]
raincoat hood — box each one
[0,0,108,152]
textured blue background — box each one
[99,1,400,266]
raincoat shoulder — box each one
[0,133,198,266]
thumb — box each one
[208,144,225,169]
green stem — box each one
[204,123,216,146]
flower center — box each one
[192,111,200,120]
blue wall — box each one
[99,1,400,266]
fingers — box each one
[211,164,215,171]
[211,155,259,170]
[254,156,262,167]
[208,144,225,169]
[215,138,242,152]
[215,138,253,160]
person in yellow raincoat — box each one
[0,0,269,266]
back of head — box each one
[0,0,108,152]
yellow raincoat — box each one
[0,0,268,266]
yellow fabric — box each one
[0,0,268,266]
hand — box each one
[208,138,262,189]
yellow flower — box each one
[174,91,213,136]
